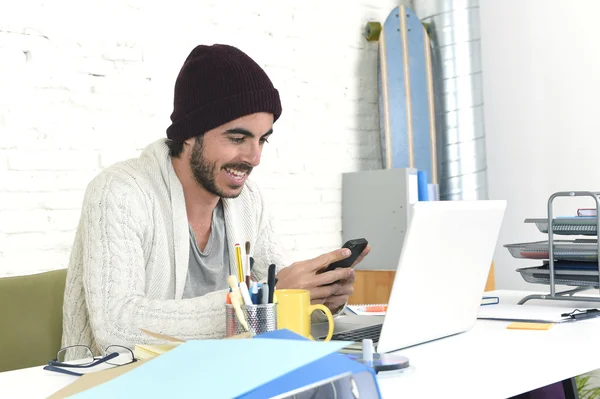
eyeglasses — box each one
[43,345,137,377]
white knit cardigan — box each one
[61,139,292,352]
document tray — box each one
[525,218,597,236]
[505,240,598,261]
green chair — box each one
[0,268,67,372]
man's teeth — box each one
[225,168,246,178]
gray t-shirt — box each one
[182,201,230,299]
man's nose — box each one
[241,142,262,167]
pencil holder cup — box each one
[226,303,278,337]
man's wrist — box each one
[330,302,347,316]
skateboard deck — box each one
[366,6,438,187]
[365,7,495,290]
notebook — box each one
[346,304,388,316]
[347,297,497,316]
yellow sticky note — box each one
[507,322,554,330]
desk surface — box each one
[378,289,600,398]
[2,289,600,399]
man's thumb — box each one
[311,248,351,271]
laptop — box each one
[312,200,507,353]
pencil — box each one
[234,243,244,283]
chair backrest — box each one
[0,268,67,372]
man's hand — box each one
[275,248,355,304]
[323,268,356,311]
[275,244,371,310]
[322,244,370,312]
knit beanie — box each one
[166,44,282,141]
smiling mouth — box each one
[224,167,249,181]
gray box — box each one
[342,168,418,271]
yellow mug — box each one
[275,289,334,341]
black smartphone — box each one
[324,238,368,272]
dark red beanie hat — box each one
[166,44,282,141]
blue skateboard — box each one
[366,6,438,187]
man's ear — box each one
[180,136,197,156]
[184,136,196,147]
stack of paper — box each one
[134,343,182,360]
[347,296,499,316]
[346,304,387,316]
[477,304,579,323]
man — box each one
[61,44,370,353]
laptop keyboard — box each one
[330,324,383,343]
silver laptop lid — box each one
[377,200,506,353]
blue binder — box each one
[68,329,381,399]
[245,329,382,399]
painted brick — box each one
[0,191,84,210]
[7,149,99,171]
[2,231,75,251]
[0,0,397,276]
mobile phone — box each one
[324,238,368,272]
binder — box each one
[247,329,382,399]
[66,329,381,399]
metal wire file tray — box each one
[516,191,600,305]
[524,217,597,236]
[516,265,599,289]
[505,239,598,261]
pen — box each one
[234,243,244,284]
[250,282,259,305]
[267,264,276,304]
[260,283,269,304]
[562,308,600,321]
[257,286,263,305]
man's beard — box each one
[189,138,252,199]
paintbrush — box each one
[245,241,251,289]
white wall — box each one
[0,0,400,276]
[4,0,597,284]
[481,0,600,289]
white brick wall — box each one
[0,0,397,276]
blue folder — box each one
[70,329,381,399]
[247,329,382,398]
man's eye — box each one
[260,137,270,144]
[229,137,245,144]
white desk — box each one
[2,289,600,399]
[378,289,600,398]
